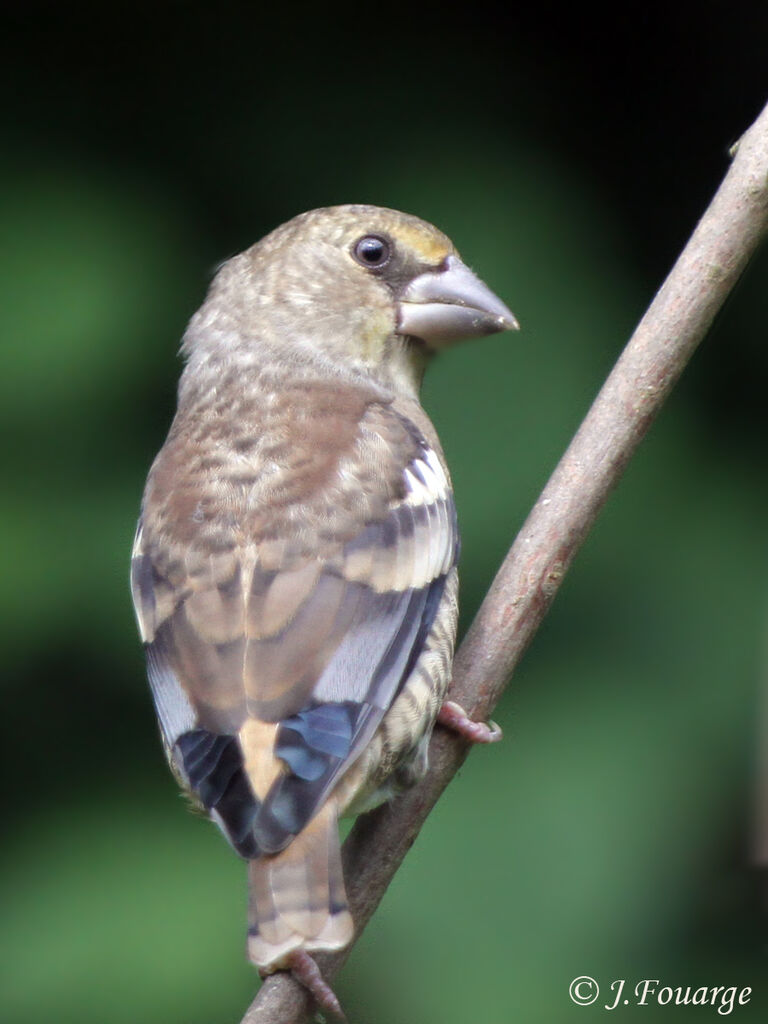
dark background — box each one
[2,4,767,1022]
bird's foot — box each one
[265,950,346,1020]
[438,700,503,743]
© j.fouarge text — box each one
[605,979,752,1015]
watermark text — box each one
[569,976,752,1015]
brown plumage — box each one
[131,204,516,1009]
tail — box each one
[247,800,353,970]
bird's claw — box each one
[438,700,503,743]
[265,950,346,1020]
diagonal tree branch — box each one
[242,99,768,1024]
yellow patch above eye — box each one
[394,224,453,265]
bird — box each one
[130,204,517,1015]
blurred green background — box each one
[2,5,767,1022]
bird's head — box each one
[184,204,517,395]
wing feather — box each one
[131,396,457,857]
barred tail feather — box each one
[247,800,353,970]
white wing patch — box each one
[340,444,456,595]
[402,446,455,585]
[146,644,198,747]
[130,523,154,643]
[132,518,200,747]
[402,447,450,507]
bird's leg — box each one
[266,950,346,1021]
[438,700,503,743]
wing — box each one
[131,393,458,857]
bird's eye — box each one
[352,235,391,269]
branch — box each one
[242,100,768,1023]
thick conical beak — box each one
[397,254,518,348]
